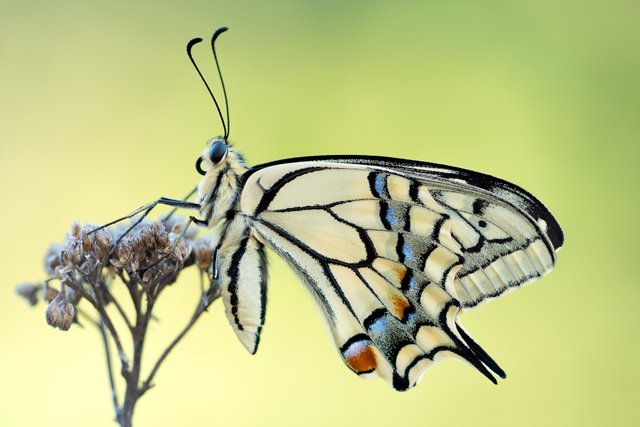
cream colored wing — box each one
[238,158,562,390]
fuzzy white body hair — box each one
[196,140,248,227]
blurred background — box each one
[1,1,638,426]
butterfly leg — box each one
[89,197,201,247]
[189,216,209,226]
[162,186,198,222]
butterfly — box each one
[114,27,564,391]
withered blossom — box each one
[194,238,214,271]
[15,283,41,306]
[17,216,219,427]
[45,290,75,331]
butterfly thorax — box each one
[196,143,248,227]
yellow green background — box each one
[1,1,637,426]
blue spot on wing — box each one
[386,207,396,227]
[375,174,386,196]
[402,242,413,261]
[342,339,370,358]
[406,311,416,325]
[369,316,388,334]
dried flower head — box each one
[44,284,59,303]
[44,243,63,275]
[94,229,112,262]
[172,238,192,263]
[154,228,171,254]
[16,283,42,306]
[70,221,82,239]
[62,239,84,266]
[193,238,213,272]
[45,291,75,331]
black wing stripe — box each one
[255,217,375,268]
[256,238,268,329]
[367,171,389,199]
[226,233,250,332]
[256,219,359,318]
[409,179,420,203]
[254,166,324,214]
[379,200,391,230]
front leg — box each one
[189,216,209,227]
[90,197,201,246]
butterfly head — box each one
[194,137,247,226]
[195,136,228,175]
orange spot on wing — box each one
[391,294,410,319]
[393,265,407,283]
[345,344,377,374]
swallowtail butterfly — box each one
[109,28,564,391]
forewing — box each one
[239,157,562,389]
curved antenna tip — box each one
[212,27,229,41]
[187,37,204,50]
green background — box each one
[1,1,638,426]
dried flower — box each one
[155,229,171,254]
[16,283,42,306]
[140,226,156,250]
[110,241,132,269]
[172,239,192,263]
[62,239,84,266]
[70,221,82,239]
[194,239,213,271]
[94,229,112,262]
[44,284,59,302]
[44,243,63,275]
[45,291,75,331]
[82,226,96,252]
[170,221,184,234]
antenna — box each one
[211,27,230,138]
[186,35,227,138]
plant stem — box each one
[98,320,122,425]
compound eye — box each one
[209,141,227,164]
